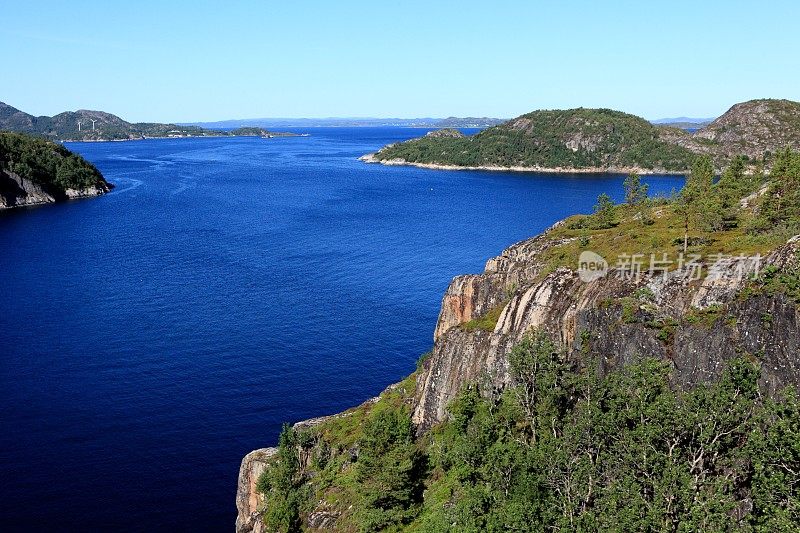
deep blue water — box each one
[0,128,684,531]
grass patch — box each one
[742,264,800,303]
[461,303,507,332]
[684,304,726,328]
[538,201,785,278]
[314,373,418,450]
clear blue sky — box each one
[2,0,798,122]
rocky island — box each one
[0,132,112,209]
[239,146,800,531]
[363,99,800,173]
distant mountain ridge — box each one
[0,102,220,141]
[651,116,715,126]
[366,99,800,173]
[0,102,299,141]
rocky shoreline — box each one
[359,152,682,175]
[0,169,112,210]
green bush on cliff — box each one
[415,335,799,532]
[256,423,307,533]
[355,405,425,531]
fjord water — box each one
[0,129,684,531]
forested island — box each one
[239,147,800,531]
[365,99,800,173]
[0,132,112,208]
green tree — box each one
[716,155,749,228]
[752,148,800,235]
[356,406,424,531]
[676,155,720,252]
[593,193,616,229]
[256,424,304,533]
[624,172,649,206]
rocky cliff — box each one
[236,448,278,533]
[0,168,109,209]
[415,228,800,431]
[237,218,800,529]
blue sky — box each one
[2,1,798,122]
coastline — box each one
[359,152,686,175]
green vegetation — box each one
[675,155,719,252]
[530,150,800,280]
[592,192,617,229]
[375,108,698,171]
[748,148,800,236]
[0,131,109,192]
[684,303,726,328]
[255,424,308,532]
[623,171,649,206]
[461,303,506,332]
[742,264,800,303]
[256,335,800,531]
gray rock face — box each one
[0,169,56,208]
[0,169,109,209]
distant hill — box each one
[182,116,506,129]
[693,99,800,159]
[0,103,299,141]
[367,99,800,172]
[651,116,715,130]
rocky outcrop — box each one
[0,169,57,208]
[236,448,278,533]
[424,128,465,139]
[413,230,800,431]
[0,168,110,209]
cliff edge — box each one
[237,152,800,530]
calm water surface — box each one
[0,128,684,531]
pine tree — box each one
[624,172,649,206]
[676,155,719,252]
